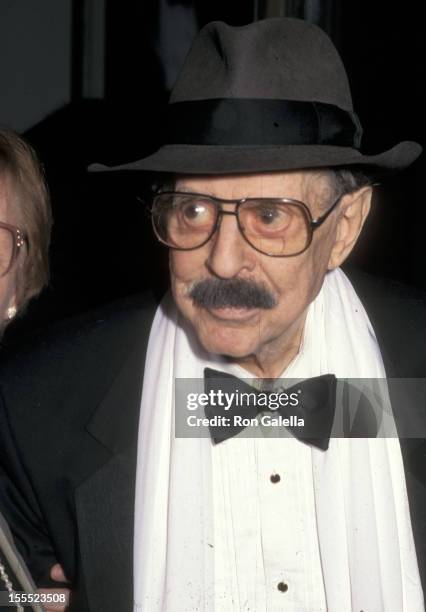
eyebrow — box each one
[174,186,216,197]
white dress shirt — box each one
[212,437,326,611]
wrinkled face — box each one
[169,171,342,367]
[0,177,19,325]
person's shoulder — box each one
[346,267,426,304]
[0,291,158,413]
[346,267,426,326]
[345,268,426,376]
[4,290,156,355]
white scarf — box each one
[133,268,424,611]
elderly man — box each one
[0,17,425,612]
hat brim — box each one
[89,141,422,176]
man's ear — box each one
[327,187,372,270]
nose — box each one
[206,209,256,279]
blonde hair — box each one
[0,128,52,313]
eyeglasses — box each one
[150,191,343,257]
[0,222,28,278]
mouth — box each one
[204,305,261,322]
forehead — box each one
[174,170,333,203]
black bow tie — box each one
[204,368,337,450]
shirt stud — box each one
[277,581,289,592]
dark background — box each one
[1,0,425,340]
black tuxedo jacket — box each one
[0,272,425,611]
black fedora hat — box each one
[91,18,421,175]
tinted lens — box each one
[152,194,217,248]
[239,200,311,256]
[0,227,14,276]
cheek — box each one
[266,260,312,325]
[169,249,207,282]
[296,226,337,294]
[169,250,207,307]
[315,222,338,269]
[268,244,330,322]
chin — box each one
[194,320,259,359]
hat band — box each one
[166,99,362,149]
